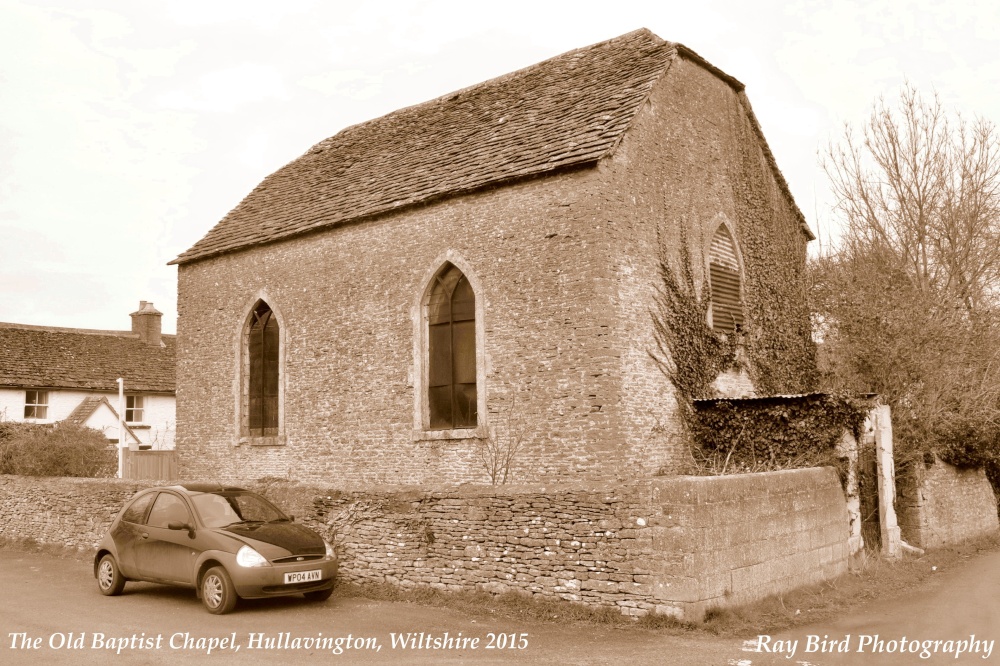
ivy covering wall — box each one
[691,394,873,473]
[724,92,818,396]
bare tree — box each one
[479,395,525,485]
[815,85,1000,467]
[824,85,1000,312]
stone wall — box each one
[0,476,146,550]
[896,457,999,549]
[0,468,848,621]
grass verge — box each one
[699,534,1000,637]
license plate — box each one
[284,570,322,584]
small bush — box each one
[0,422,116,477]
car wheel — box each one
[97,554,126,596]
[201,566,238,615]
[303,587,334,602]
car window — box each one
[121,492,155,525]
[191,491,286,526]
[227,492,286,522]
[146,493,192,528]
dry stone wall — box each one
[0,468,848,621]
[0,476,146,550]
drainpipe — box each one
[117,378,125,479]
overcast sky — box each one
[2,0,998,334]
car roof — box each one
[155,483,248,494]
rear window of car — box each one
[121,492,155,524]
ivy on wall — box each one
[649,94,837,474]
[724,92,819,396]
[691,394,873,473]
[650,237,736,408]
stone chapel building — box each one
[172,29,817,485]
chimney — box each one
[130,301,163,347]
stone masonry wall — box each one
[0,476,147,550]
[896,457,999,549]
[0,468,848,621]
[175,53,816,486]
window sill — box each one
[238,434,287,447]
[413,427,484,441]
[128,424,151,430]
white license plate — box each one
[284,570,322,584]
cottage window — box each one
[24,390,48,419]
[126,395,144,423]
[708,225,744,334]
[247,301,280,437]
[427,264,477,429]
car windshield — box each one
[191,490,288,528]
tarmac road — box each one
[736,549,1000,666]
[0,549,734,665]
[4,547,1000,665]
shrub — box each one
[0,422,116,477]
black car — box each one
[95,483,338,614]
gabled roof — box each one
[64,395,141,442]
[172,28,811,266]
[0,324,175,393]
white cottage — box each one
[0,302,176,449]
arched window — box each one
[427,263,477,429]
[709,225,744,334]
[247,300,279,436]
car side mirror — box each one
[168,521,196,538]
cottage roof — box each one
[0,323,176,393]
[173,28,810,266]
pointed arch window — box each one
[247,300,279,436]
[427,263,477,429]
[708,225,744,334]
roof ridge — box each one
[173,29,812,266]
[0,322,177,338]
[306,28,667,158]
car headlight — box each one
[325,540,335,559]
[236,545,270,568]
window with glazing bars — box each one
[427,264,477,429]
[126,395,144,423]
[24,390,48,419]
[248,301,279,436]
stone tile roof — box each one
[64,396,105,425]
[172,29,677,265]
[172,28,811,266]
[0,323,176,393]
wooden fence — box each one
[121,449,178,481]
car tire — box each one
[97,554,126,596]
[201,566,238,615]
[303,586,334,602]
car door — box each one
[134,492,201,585]
[111,491,156,577]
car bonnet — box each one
[218,522,326,559]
